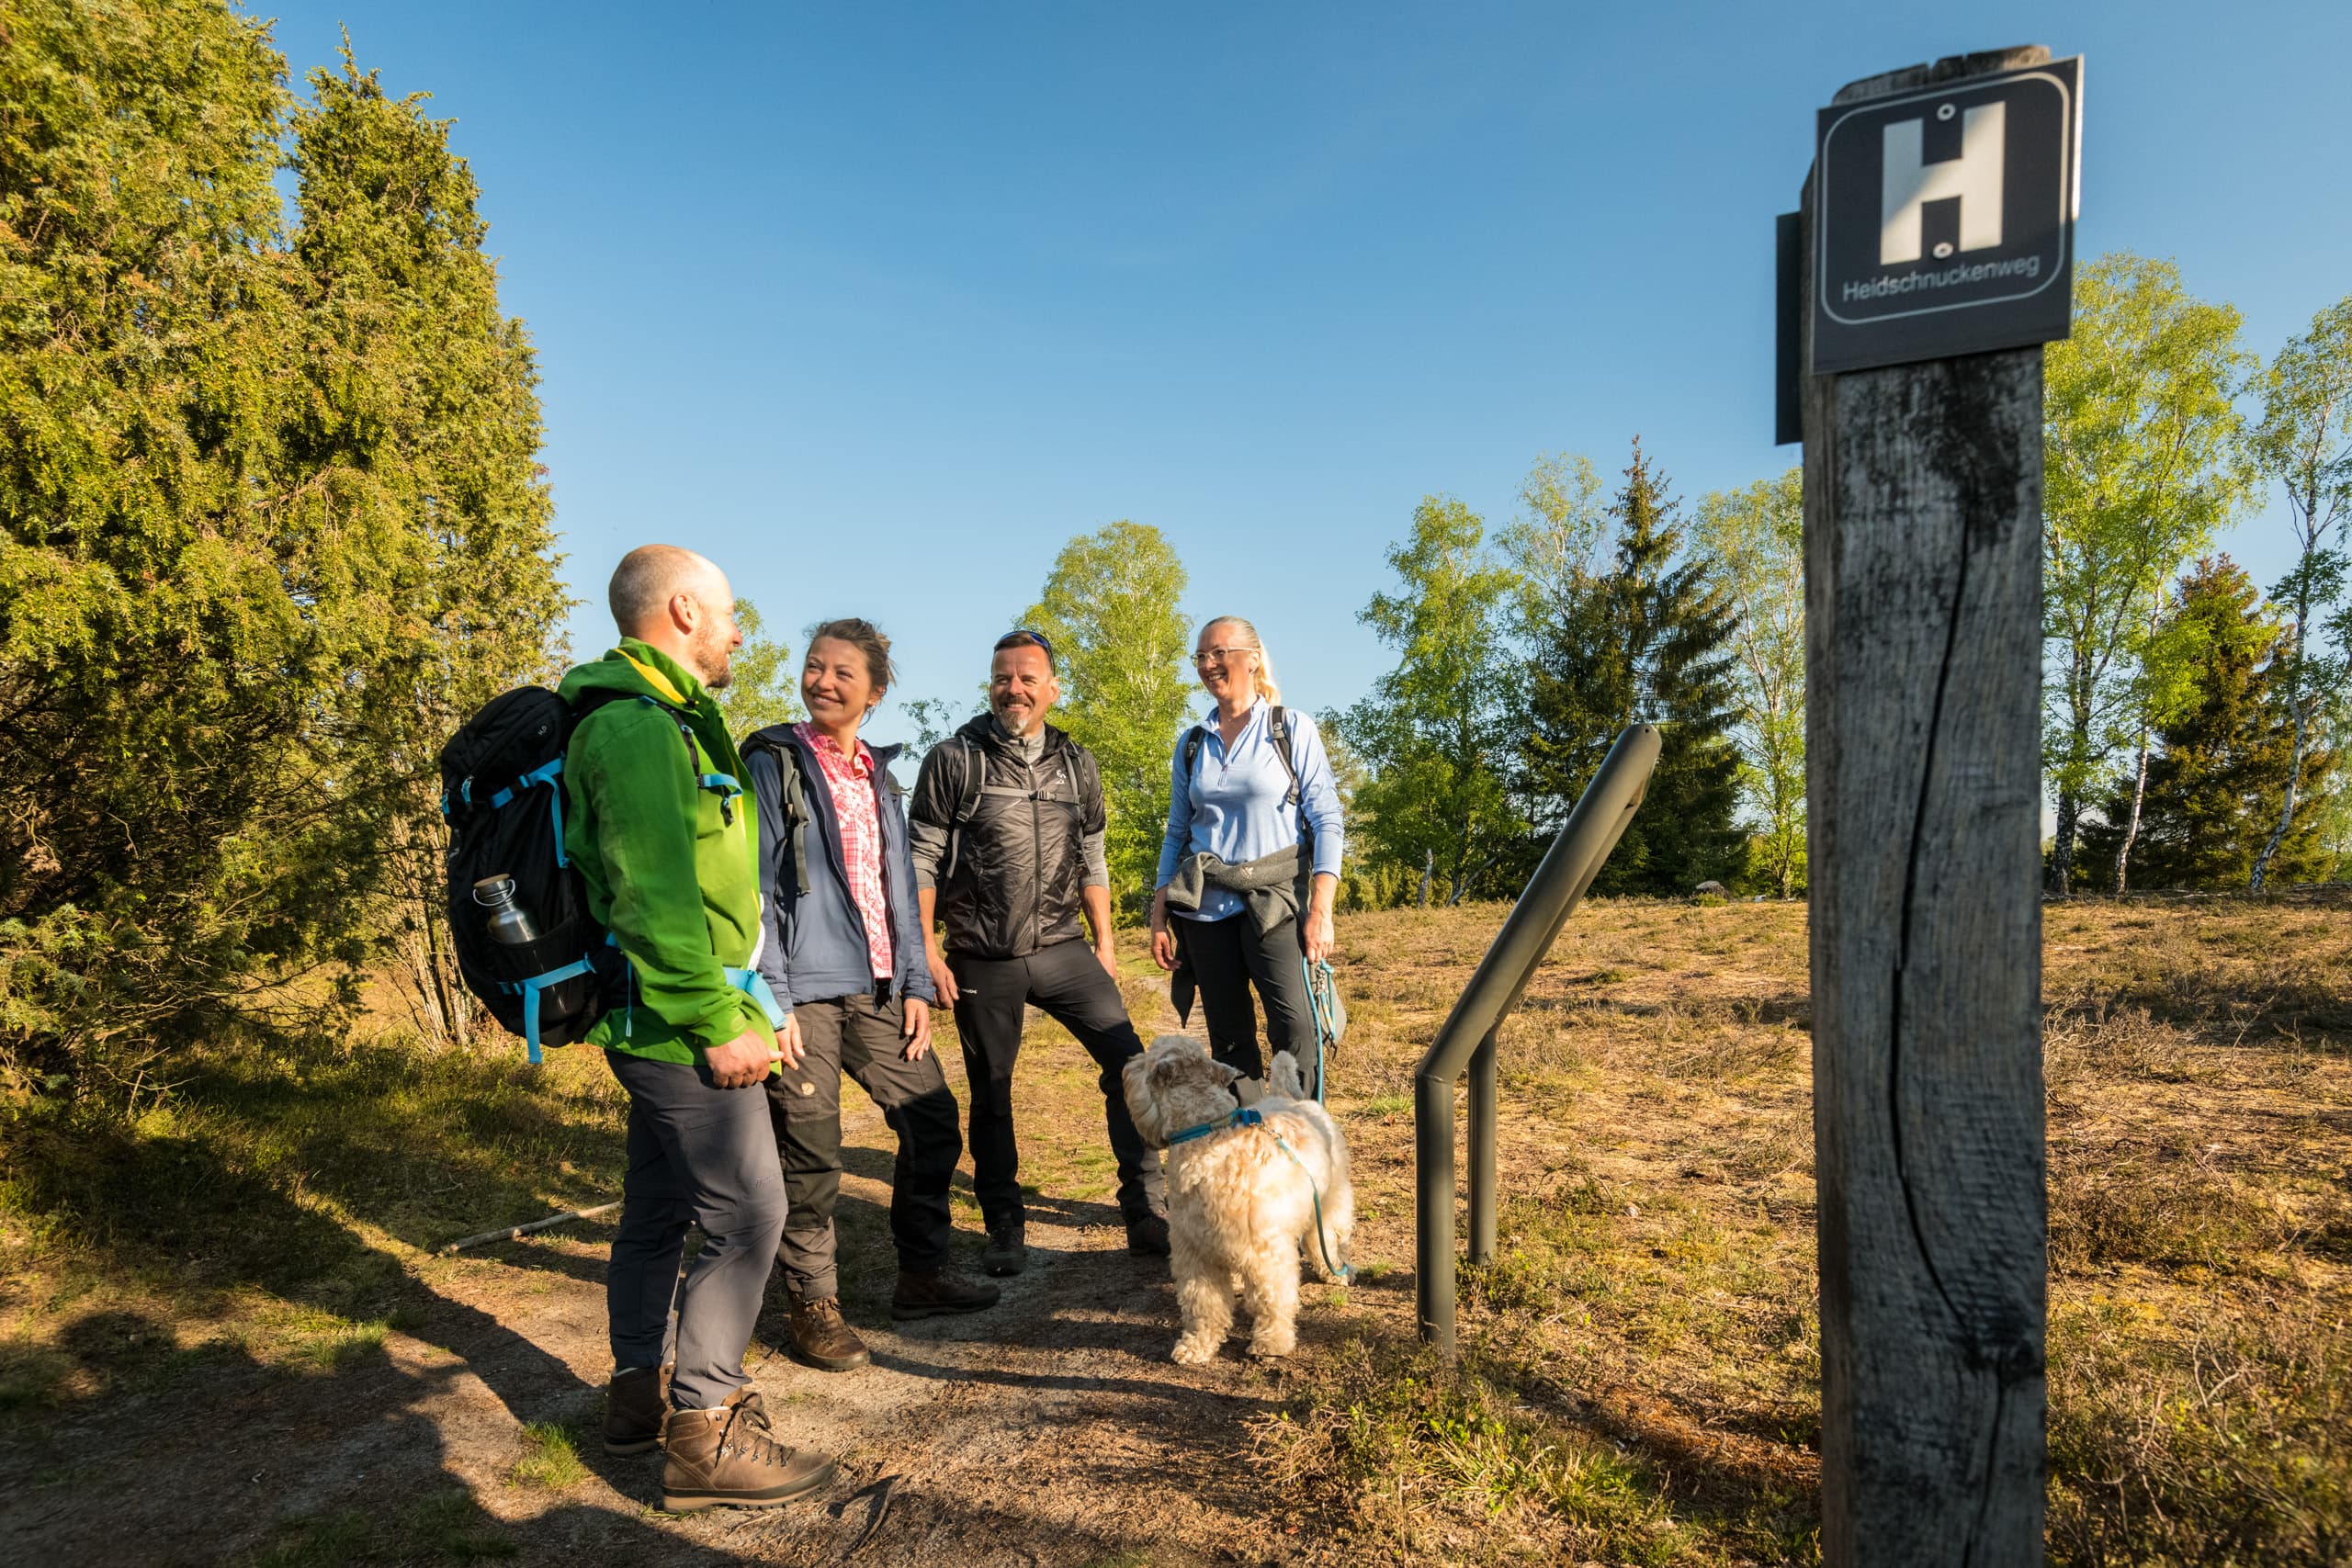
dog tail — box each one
[1268,1049,1308,1101]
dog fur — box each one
[1122,1034,1355,1364]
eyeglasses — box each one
[1192,646,1252,668]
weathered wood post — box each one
[1795,44,2078,1566]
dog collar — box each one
[1167,1105,1262,1146]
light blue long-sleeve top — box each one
[1155,698,1345,923]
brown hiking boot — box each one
[786,1295,871,1372]
[604,1364,667,1456]
[891,1266,1002,1320]
[660,1396,834,1512]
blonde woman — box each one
[1148,616,1344,1094]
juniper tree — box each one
[0,8,564,1089]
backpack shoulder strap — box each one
[1182,724,1208,781]
[941,736,987,885]
[1268,705,1300,807]
[740,732,812,897]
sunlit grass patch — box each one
[508,1420,589,1489]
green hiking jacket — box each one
[559,639,769,1065]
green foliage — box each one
[714,599,800,739]
[1020,521,1193,909]
[1692,468,1806,897]
[1338,497,1526,903]
[0,8,564,1097]
[2247,295,2352,889]
[2079,558,2337,888]
[1517,441,1743,895]
[2042,254,2256,892]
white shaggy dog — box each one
[1122,1034,1354,1364]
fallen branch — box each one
[439,1201,621,1255]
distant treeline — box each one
[4,3,2346,1110]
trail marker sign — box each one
[1811,56,2080,375]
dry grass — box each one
[2,896,2345,1565]
[1256,893,2352,1567]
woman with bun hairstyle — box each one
[1148,615,1345,1095]
[741,618,1000,1375]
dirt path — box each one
[0,1016,1372,1567]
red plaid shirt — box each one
[796,723,893,980]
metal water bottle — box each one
[473,874,541,946]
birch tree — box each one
[2042,254,2253,893]
[2247,297,2352,891]
[1693,468,1807,897]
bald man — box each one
[559,545,834,1512]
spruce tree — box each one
[2080,558,2338,888]
[1519,439,1743,894]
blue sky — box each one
[268,2,2350,742]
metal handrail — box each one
[1414,723,1662,1354]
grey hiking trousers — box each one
[604,1050,786,1412]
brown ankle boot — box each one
[786,1295,871,1371]
[660,1396,834,1512]
[604,1364,667,1456]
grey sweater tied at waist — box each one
[1160,844,1310,935]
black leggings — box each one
[1173,913,1317,1097]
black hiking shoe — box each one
[980,1218,1028,1277]
[890,1267,1002,1320]
[1125,1211,1170,1258]
[604,1363,668,1456]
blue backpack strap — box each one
[500,956,596,1065]
[490,756,571,868]
[723,965,788,1030]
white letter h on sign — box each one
[1880,101,2005,265]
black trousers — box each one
[947,938,1163,1226]
[763,990,962,1299]
[1173,911,1318,1097]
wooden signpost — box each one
[1792,44,2076,1567]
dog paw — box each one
[1171,1336,1218,1366]
[1248,1330,1297,1359]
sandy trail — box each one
[0,1058,1363,1567]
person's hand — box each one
[1149,888,1178,972]
[927,942,959,1008]
[706,1025,784,1089]
[900,997,933,1062]
[1094,937,1119,981]
[775,1010,805,1071]
[1304,906,1336,965]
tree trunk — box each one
[1418,847,1433,908]
[2250,694,2309,892]
[2049,791,2078,895]
[2111,729,2152,897]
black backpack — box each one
[438,688,616,1061]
